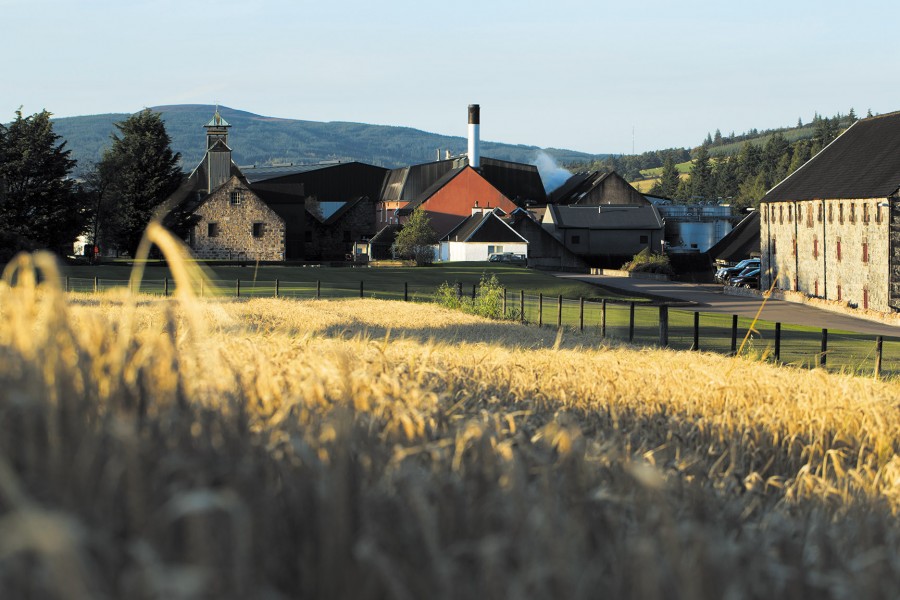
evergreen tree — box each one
[689,145,713,201]
[788,141,812,175]
[0,109,84,260]
[762,132,790,187]
[98,109,183,256]
[657,155,681,198]
[733,172,767,213]
[736,142,762,182]
[713,129,722,145]
[713,156,739,201]
[867,108,874,118]
[848,107,857,123]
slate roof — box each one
[240,162,344,184]
[706,210,760,262]
[395,167,467,216]
[550,171,650,206]
[764,111,900,203]
[546,204,664,230]
[442,210,526,243]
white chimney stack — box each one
[468,104,480,169]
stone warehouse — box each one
[760,111,900,313]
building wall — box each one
[304,198,377,261]
[191,176,286,261]
[440,241,528,262]
[761,198,890,311]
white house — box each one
[438,208,528,262]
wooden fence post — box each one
[317,280,321,299]
[875,336,883,379]
[579,297,584,331]
[692,311,699,351]
[93,276,98,293]
[472,283,477,300]
[538,293,543,327]
[404,282,408,302]
[730,314,738,356]
[557,295,563,329]
[659,305,669,347]
[164,277,169,297]
[275,279,280,298]
[628,302,635,342]
[774,322,781,361]
[820,328,828,367]
[457,282,463,299]
[360,280,364,298]
[236,279,240,298]
[502,288,507,317]
[601,299,607,337]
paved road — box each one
[553,273,900,337]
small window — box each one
[814,279,819,297]
[876,203,883,224]
[839,203,844,224]
[863,287,869,310]
[837,238,842,261]
[252,222,265,238]
[230,190,244,206]
[207,222,219,237]
[788,205,793,222]
[806,205,813,228]
[772,235,777,255]
[763,205,768,223]
[813,236,819,259]
[837,284,842,301]
[792,236,797,257]
[779,206,784,224]
[828,204,833,223]
[639,235,649,244]
[863,203,870,223]
[817,204,823,223]
[862,240,868,263]
[850,203,856,223]
[571,235,581,244]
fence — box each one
[63,276,900,378]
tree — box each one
[98,109,182,256]
[657,155,681,198]
[689,145,714,201]
[392,208,438,266]
[0,109,85,259]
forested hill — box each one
[50,104,604,174]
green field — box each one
[57,262,645,303]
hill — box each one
[50,104,606,174]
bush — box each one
[433,273,520,320]
[621,248,674,276]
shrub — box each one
[621,248,674,275]
[433,273,520,320]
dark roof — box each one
[369,224,401,246]
[764,111,900,202]
[396,167,467,216]
[546,204,663,230]
[442,210,526,243]
[381,156,547,206]
[240,162,346,184]
[707,210,760,262]
[550,171,650,206]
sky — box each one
[4,0,900,155]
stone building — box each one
[760,111,900,312]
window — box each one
[836,238,842,261]
[207,222,219,237]
[772,235,777,255]
[817,204,823,223]
[828,204,833,223]
[763,205,768,223]
[863,287,869,310]
[252,222,265,238]
[230,190,244,206]
[863,203,870,223]
[639,235,649,244]
[488,245,503,255]
[876,203,883,224]
[806,205,813,228]
[837,284,842,301]
[779,206,784,224]
[814,280,819,297]
[792,236,797,257]
[788,205,793,222]
[862,240,868,263]
[850,203,856,223]
[813,236,818,259]
[839,203,844,224]
[571,235,581,244]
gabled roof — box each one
[369,224,401,246]
[546,204,663,230]
[550,171,650,206]
[707,210,760,262]
[441,210,528,244]
[763,111,900,203]
[396,166,467,215]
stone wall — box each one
[304,198,376,261]
[761,198,890,312]
[191,176,286,261]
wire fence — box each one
[63,276,900,378]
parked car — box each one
[730,268,760,288]
[715,258,760,284]
[488,252,527,265]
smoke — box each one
[532,151,572,194]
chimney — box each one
[472,200,482,216]
[468,104,480,169]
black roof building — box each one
[550,171,650,206]
[763,111,900,203]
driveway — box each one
[553,273,900,338]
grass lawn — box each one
[57,261,645,303]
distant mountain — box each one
[50,104,606,175]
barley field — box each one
[2,248,900,599]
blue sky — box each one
[5,0,899,154]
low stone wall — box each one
[722,285,900,327]
[591,268,670,281]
